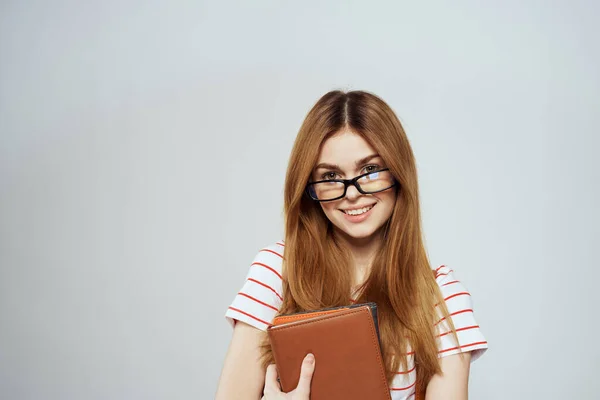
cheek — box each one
[378,193,397,216]
[320,202,338,217]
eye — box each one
[363,164,381,174]
[321,171,339,180]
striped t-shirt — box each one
[225,241,488,400]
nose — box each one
[345,183,361,200]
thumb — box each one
[295,353,316,396]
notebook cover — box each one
[267,303,391,400]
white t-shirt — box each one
[225,241,488,400]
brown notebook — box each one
[267,302,392,400]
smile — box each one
[341,203,376,215]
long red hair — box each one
[261,90,458,394]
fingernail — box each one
[306,353,315,364]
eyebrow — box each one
[314,154,381,170]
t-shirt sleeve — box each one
[434,265,488,362]
[224,242,285,331]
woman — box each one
[216,90,488,399]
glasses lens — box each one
[308,181,345,200]
[357,170,395,193]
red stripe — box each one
[435,269,454,278]
[444,292,471,301]
[439,341,488,354]
[435,309,473,325]
[435,291,471,307]
[247,278,283,301]
[395,365,416,374]
[438,325,479,338]
[228,306,270,326]
[251,262,283,280]
[276,242,285,247]
[442,280,459,287]
[449,309,473,317]
[238,292,279,311]
[390,380,416,391]
[435,265,446,273]
[260,249,283,259]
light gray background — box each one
[1,1,598,399]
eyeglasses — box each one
[306,168,397,202]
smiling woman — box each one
[216,90,488,400]
[308,133,398,242]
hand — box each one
[261,353,316,400]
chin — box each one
[337,222,383,240]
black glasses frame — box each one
[306,168,397,202]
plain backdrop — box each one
[1,1,598,399]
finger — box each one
[264,364,281,393]
[295,353,316,395]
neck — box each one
[333,228,384,287]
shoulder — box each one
[434,265,471,294]
[432,264,488,361]
[246,240,285,279]
[224,240,286,331]
[433,264,474,314]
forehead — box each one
[317,130,377,166]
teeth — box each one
[345,205,374,216]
